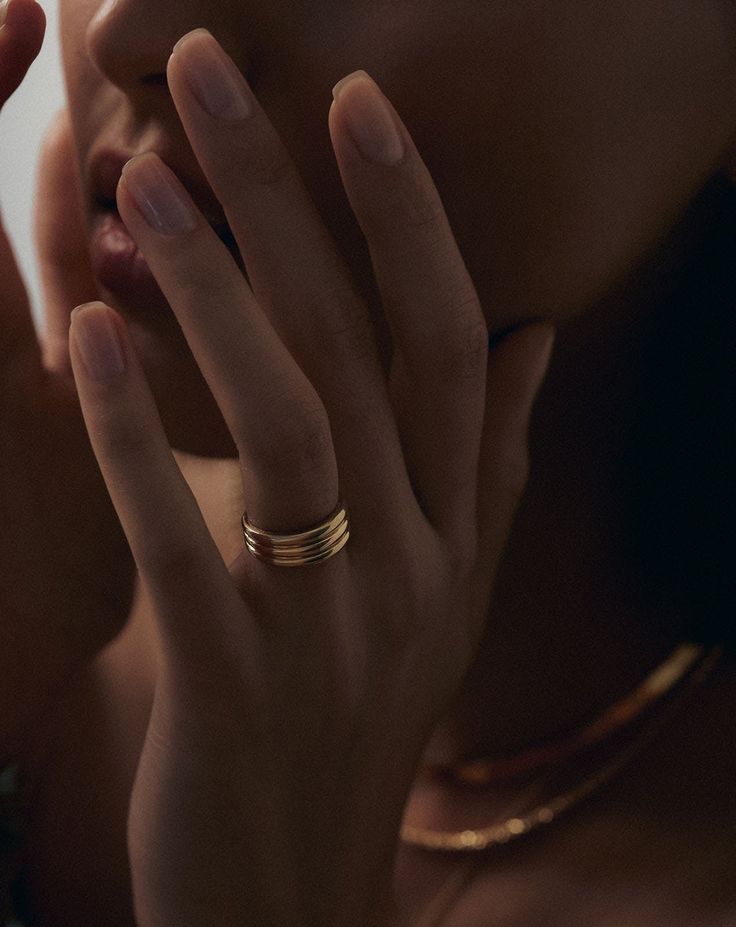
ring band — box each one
[241,499,350,566]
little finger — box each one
[329,73,488,545]
[68,301,253,661]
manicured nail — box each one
[0,0,11,29]
[121,154,199,235]
[172,29,253,122]
[71,303,126,382]
[332,71,405,166]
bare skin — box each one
[1,0,736,922]
[18,453,736,926]
[0,0,135,764]
[56,0,736,758]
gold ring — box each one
[241,498,349,567]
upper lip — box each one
[88,145,233,239]
[90,148,130,210]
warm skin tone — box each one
[1,0,736,923]
[57,0,736,752]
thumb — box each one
[477,322,555,568]
[34,107,99,375]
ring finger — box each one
[166,31,487,547]
[116,156,340,535]
[165,30,414,531]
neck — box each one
[421,277,692,770]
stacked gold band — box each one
[241,499,350,566]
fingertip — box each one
[0,0,47,100]
[70,302,127,383]
[4,0,46,27]
[3,0,46,40]
[71,301,128,347]
[70,299,110,322]
[70,300,128,348]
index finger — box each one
[164,32,410,502]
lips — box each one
[90,149,130,210]
[89,209,165,306]
[87,146,243,304]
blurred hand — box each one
[0,0,135,757]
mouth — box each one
[94,194,242,258]
[88,147,245,308]
[95,190,240,252]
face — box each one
[59,0,736,453]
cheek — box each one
[59,0,99,95]
[411,120,660,329]
[58,0,109,179]
[452,112,729,326]
[400,3,736,328]
[449,139,684,325]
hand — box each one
[0,0,134,757]
[69,30,555,927]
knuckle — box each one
[409,292,487,379]
[256,406,334,476]
[288,423,334,476]
[400,167,448,236]
[369,528,444,646]
[363,163,445,237]
[167,246,234,301]
[441,312,489,379]
[382,575,452,654]
[229,130,296,189]
[378,577,426,648]
[302,285,377,367]
[97,409,152,459]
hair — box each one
[620,171,736,649]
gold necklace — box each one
[401,644,724,852]
[422,643,704,788]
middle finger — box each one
[166,29,412,516]
[116,156,339,534]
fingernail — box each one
[0,0,11,29]
[71,303,126,382]
[332,71,405,166]
[172,29,253,122]
[121,154,199,235]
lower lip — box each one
[89,211,168,308]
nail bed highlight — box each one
[122,155,199,235]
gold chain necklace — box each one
[422,642,704,788]
[401,644,724,852]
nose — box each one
[85,0,256,93]
[86,0,179,89]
